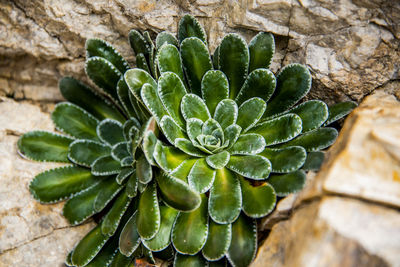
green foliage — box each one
[18,14,356,267]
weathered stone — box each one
[0,98,94,266]
[0,0,398,103]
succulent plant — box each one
[17,14,356,267]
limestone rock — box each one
[0,98,94,266]
[0,0,398,103]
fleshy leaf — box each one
[181,94,211,122]
[227,213,257,267]
[52,102,99,141]
[268,170,306,196]
[236,97,266,132]
[227,155,271,180]
[143,130,158,166]
[85,56,121,101]
[97,119,125,146]
[158,72,187,127]
[180,37,212,96]
[101,190,132,236]
[280,127,338,152]
[259,146,307,173]
[170,158,197,182]
[172,195,208,255]
[174,253,207,267]
[157,45,185,84]
[175,138,205,157]
[59,77,125,123]
[124,68,157,104]
[224,124,242,149]
[213,99,238,129]
[248,32,275,72]
[324,101,357,126]
[141,83,169,122]
[154,141,189,172]
[93,179,123,212]
[219,33,249,99]
[209,168,242,224]
[129,30,150,58]
[117,78,138,118]
[136,53,151,73]
[136,154,153,184]
[137,183,160,240]
[108,251,133,267]
[263,64,311,118]
[71,224,109,267]
[84,236,118,267]
[143,31,158,79]
[206,151,230,169]
[155,172,201,212]
[289,100,328,132]
[188,158,216,193]
[235,68,276,106]
[18,131,73,163]
[178,14,207,44]
[202,221,231,261]
[249,114,302,146]
[302,151,325,171]
[201,70,229,115]
[228,133,266,155]
[111,142,130,162]
[156,31,179,49]
[126,172,138,198]
[63,177,111,225]
[91,155,122,176]
[143,206,179,251]
[186,118,203,143]
[29,166,98,203]
[239,176,276,218]
[119,212,141,257]
[213,45,220,69]
[116,168,134,184]
[86,38,129,73]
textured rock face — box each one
[0,0,399,103]
[0,98,94,267]
[252,88,400,267]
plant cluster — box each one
[18,15,356,267]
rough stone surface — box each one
[0,97,94,266]
[253,88,400,267]
[0,0,399,103]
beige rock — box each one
[0,98,94,266]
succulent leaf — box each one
[228,133,266,155]
[324,101,357,126]
[116,168,135,184]
[248,32,275,72]
[235,68,276,106]
[93,179,124,212]
[126,172,138,198]
[143,206,179,251]
[213,45,220,69]
[236,97,266,132]
[101,190,132,236]
[141,83,169,122]
[227,214,257,267]
[154,141,189,172]
[172,195,208,255]
[224,124,242,149]
[117,78,138,118]
[124,68,157,104]
[174,253,207,267]
[268,170,306,196]
[143,130,158,166]
[201,70,229,115]
[91,155,122,176]
[280,127,338,152]
[29,166,98,203]
[175,138,205,157]
[111,142,130,162]
[136,154,153,184]
[263,64,311,118]
[97,119,125,146]
[178,14,207,44]
[289,100,329,132]
[68,140,110,167]
[108,251,133,267]
[119,212,142,257]
[136,53,151,73]
[156,172,201,212]
[71,224,109,267]
[180,37,213,96]
[302,151,325,171]
[170,158,198,182]
[219,33,249,99]
[137,183,160,239]
[157,45,186,83]
[84,236,118,267]
[249,113,302,146]
[18,131,73,163]
[213,99,238,129]
[202,221,231,261]
[85,56,122,101]
[188,158,216,193]
[239,176,276,218]
[181,94,211,122]
[156,31,179,49]
[129,29,150,58]
[227,155,271,180]
[52,102,99,141]
[86,38,130,73]
[59,77,125,123]
[259,146,307,173]
[143,31,158,79]
[206,151,230,169]
[209,168,242,224]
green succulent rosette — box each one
[17,14,357,267]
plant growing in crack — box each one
[17,14,356,267]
